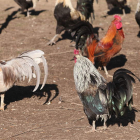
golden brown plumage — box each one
[74,15,125,77]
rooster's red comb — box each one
[74,49,79,55]
[114,15,121,21]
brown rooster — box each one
[0,50,48,111]
[73,15,125,77]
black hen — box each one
[73,54,139,132]
[135,0,140,35]
[14,0,38,17]
[47,0,95,45]
[106,0,127,16]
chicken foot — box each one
[99,115,108,131]
[103,66,113,78]
[0,93,5,111]
[85,121,97,133]
[47,34,59,45]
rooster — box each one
[14,0,39,17]
[73,52,139,132]
[0,50,48,111]
[135,0,140,34]
[47,0,95,45]
[106,0,127,16]
[73,15,125,77]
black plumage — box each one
[135,0,140,30]
[14,0,37,17]
[106,0,127,16]
[74,55,139,131]
[47,0,95,45]
[76,0,96,23]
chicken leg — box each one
[85,120,96,133]
[47,34,59,45]
[103,66,113,78]
[0,93,5,111]
[122,9,126,17]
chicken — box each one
[106,0,127,16]
[14,0,39,17]
[47,0,95,45]
[135,0,140,34]
[73,15,125,77]
[73,52,139,132]
[76,0,98,23]
[0,50,48,111]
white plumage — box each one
[0,50,48,111]
[74,55,106,93]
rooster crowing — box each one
[73,15,125,77]
[73,52,139,132]
[0,50,48,111]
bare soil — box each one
[0,0,140,139]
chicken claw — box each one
[47,40,56,46]
[47,34,59,46]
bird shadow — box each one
[137,31,140,38]
[95,54,127,70]
[107,6,131,15]
[107,54,127,70]
[57,31,73,43]
[4,84,59,110]
[88,108,137,129]
[21,9,46,16]
[4,7,14,11]
[0,10,19,34]
[107,108,137,127]
[102,6,131,18]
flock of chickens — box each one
[0,0,140,132]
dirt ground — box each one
[0,0,140,139]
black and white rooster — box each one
[73,50,139,132]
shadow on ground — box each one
[4,84,59,109]
[102,6,131,18]
[21,9,47,16]
[0,10,19,34]
[137,31,140,37]
[95,54,127,70]
[4,7,14,11]
[87,108,137,129]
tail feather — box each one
[1,50,48,92]
[107,69,140,116]
[70,21,94,50]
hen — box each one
[14,0,38,17]
[0,50,48,111]
[73,52,139,132]
[73,15,125,77]
[47,0,95,45]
